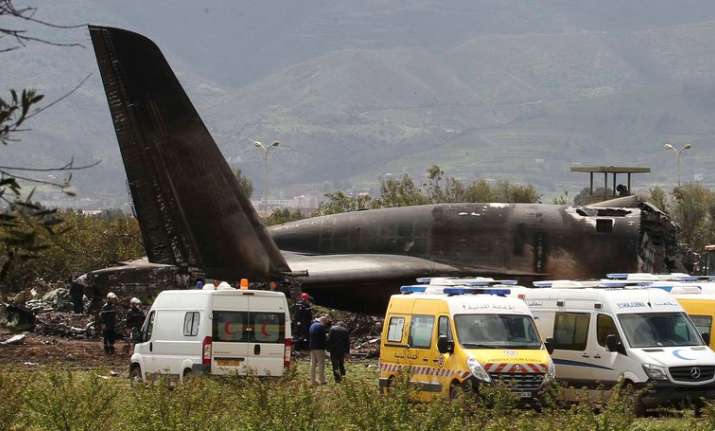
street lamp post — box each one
[254,140,280,213]
[663,143,692,187]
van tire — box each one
[620,380,646,416]
[182,369,192,381]
[381,375,395,394]
[129,365,143,387]
[449,380,463,400]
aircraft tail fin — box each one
[89,25,291,281]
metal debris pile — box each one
[343,314,382,360]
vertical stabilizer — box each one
[89,25,290,280]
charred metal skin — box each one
[272,201,678,312]
[89,26,290,281]
[88,25,683,315]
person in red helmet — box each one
[293,292,313,351]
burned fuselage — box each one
[269,201,679,310]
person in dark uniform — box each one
[99,292,119,354]
[125,297,145,344]
[69,277,84,314]
[327,321,350,382]
[293,293,313,351]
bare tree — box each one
[0,1,93,298]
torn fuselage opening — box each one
[638,202,687,273]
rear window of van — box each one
[213,311,285,343]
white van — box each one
[511,282,715,409]
[130,289,292,382]
[606,273,715,295]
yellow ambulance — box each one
[672,294,715,349]
[379,280,555,401]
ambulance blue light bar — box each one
[606,273,629,280]
[400,285,428,294]
[598,280,649,288]
[533,281,553,288]
[442,287,511,296]
[460,279,518,286]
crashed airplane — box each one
[87,25,684,314]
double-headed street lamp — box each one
[254,140,280,212]
[663,142,692,187]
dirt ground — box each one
[0,308,133,370]
[0,332,132,369]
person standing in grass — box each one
[294,292,313,351]
[126,297,145,345]
[99,292,119,354]
[309,316,329,385]
[327,321,350,383]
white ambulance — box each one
[511,281,715,409]
[129,288,292,382]
[605,273,715,295]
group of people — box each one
[308,315,351,385]
[291,292,353,385]
[97,292,145,354]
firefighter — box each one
[293,292,313,351]
[126,297,145,344]
[99,292,119,354]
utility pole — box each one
[663,143,692,187]
[254,140,280,213]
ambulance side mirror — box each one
[606,334,625,354]
[437,335,454,354]
[544,338,555,355]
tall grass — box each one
[1,365,714,431]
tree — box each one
[649,186,669,212]
[0,1,86,298]
[315,165,541,217]
[1,210,145,290]
[316,191,374,216]
[670,184,715,251]
[234,167,254,199]
[573,187,612,206]
[552,191,569,205]
[263,208,306,226]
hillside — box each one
[4,1,715,207]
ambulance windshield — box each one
[618,312,704,348]
[454,314,542,349]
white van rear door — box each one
[245,295,286,376]
[211,295,251,375]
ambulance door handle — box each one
[581,353,590,358]
[149,342,153,352]
[254,344,261,355]
[422,358,429,362]
[593,354,602,359]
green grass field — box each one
[0,361,709,430]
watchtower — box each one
[570,165,650,197]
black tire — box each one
[129,365,143,387]
[621,380,647,416]
[182,369,192,381]
[381,375,395,395]
[449,380,466,400]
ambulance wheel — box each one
[449,380,472,400]
[129,365,143,387]
[382,376,395,394]
[182,369,193,381]
[620,380,647,416]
